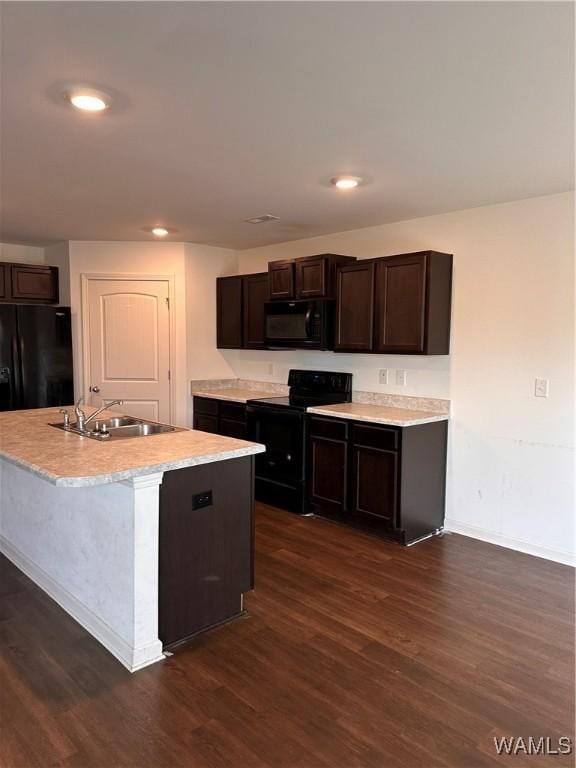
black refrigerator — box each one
[0,305,74,411]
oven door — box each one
[246,405,305,486]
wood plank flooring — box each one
[1,503,574,768]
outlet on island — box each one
[192,490,213,510]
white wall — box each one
[233,192,575,565]
[0,243,46,263]
[184,244,238,422]
[67,241,189,424]
[66,240,237,426]
[44,241,71,305]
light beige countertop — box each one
[306,402,449,427]
[193,388,283,403]
[0,407,265,487]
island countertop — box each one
[0,407,265,487]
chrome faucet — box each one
[74,397,124,432]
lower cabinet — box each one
[158,457,254,648]
[308,415,447,544]
[193,396,247,439]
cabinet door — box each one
[295,257,327,299]
[10,264,58,303]
[309,436,348,514]
[375,254,427,354]
[268,261,294,300]
[217,276,243,349]
[219,401,247,439]
[193,413,219,434]
[334,261,375,351]
[243,273,268,349]
[0,264,7,299]
[352,443,397,524]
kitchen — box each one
[0,2,574,767]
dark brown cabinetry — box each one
[308,416,349,514]
[335,251,452,355]
[242,273,268,349]
[334,261,376,351]
[216,250,451,355]
[0,262,59,304]
[294,253,357,299]
[216,272,267,350]
[374,251,452,354]
[158,456,254,648]
[217,276,243,349]
[308,415,447,544]
[193,396,247,439]
[268,260,294,300]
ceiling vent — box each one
[244,214,280,224]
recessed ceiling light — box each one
[331,176,363,190]
[151,227,170,237]
[66,88,111,112]
[245,214,280,224]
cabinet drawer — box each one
[193,397,219,416]
[352,422,399,451]
[308,415,348,441]
[219,418,247,440]
[220,401,246,422]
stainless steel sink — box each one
[50,416,186,441]
[106,422,177,438]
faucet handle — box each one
[59,408,70,428]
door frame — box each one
[80,273,176,423]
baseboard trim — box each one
[0,536,165,672]
[443,520,575,567]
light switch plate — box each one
[379,369,388,385]
[534,378,549,398]
[396,369,407,386]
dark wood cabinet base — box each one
[308,416,447,545]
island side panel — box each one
[0,459,164,671]
[159,456,254,648]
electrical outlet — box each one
[534,378,549,398]
[395,369,407,386]
[267,363,274,376]
[378,369,388,385]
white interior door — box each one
[85,278,171,422]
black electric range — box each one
[246,370,352,514]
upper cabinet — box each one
[216,250,452,355]
[216,276,243,349]
[216,272,268,350]
[242,273,268,349]
[336,251,452,355]
[268,253,357,301]
[294,254,356,300]
[0,264,7,300]
[334,261,376,352]
[268,260,294,300]
[0,262,59,304]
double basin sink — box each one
[51,415,184,441]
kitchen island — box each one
[0,407,265,671]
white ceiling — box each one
[1,1,573,250]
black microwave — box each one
[264,299,334,350]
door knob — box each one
[90,385,100,393]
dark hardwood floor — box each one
[1,503,574,768]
